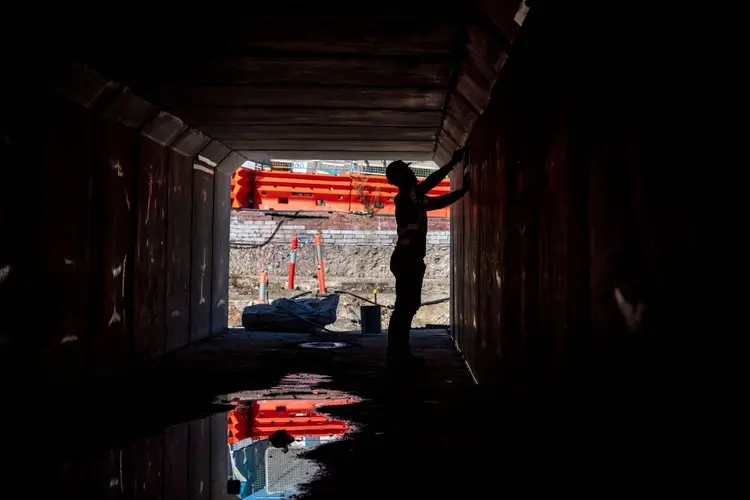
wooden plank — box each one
[134,136,168,360]
[36,96,92,378]
[224,139,435,153]
[200,56,453,87]
[91,118,136,375]
[133,433,165,500]
[165,151,193,351]
[190,167,214,342]
[201,125,436,142]
[189,417,211,500]
[151,86,447,110]
[188,108,443,128]
[211,172,231,335]
[211,412,234,500]
[165,423,189,500]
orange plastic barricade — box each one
[229,169,451,216]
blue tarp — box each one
[241,294,340,333]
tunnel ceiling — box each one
[34,5,524,163]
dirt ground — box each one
[229,277,450,331]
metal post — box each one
[288,234,298,289]
[313,231,326,294]
[258,270,268,303]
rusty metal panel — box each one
[198,140,230,168]
[151,86,447,110]
[449,11,594,386]
[134,136,168,360]
[53,457,99,498]
[189,417,211,500]
[51,61,115,109]
[204,56,453,87]
[133,433,165,500]
[203,125,436,142]
[172,129,211,158]
[587,123,631,339]
[211,413,233,500]
[227,19,461,55]
[90,117,137,375]
[165,423,189,500]
[223,139,436,154]
[100,447,133,499]
[211,172,231,335]
[188,108,444,128]
[99,87,157,129]
[165,151,193,351]
[476,0,524,42]
[190,166,215,342]
[35,96,93,377]
[141,111,187,147]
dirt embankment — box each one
[230,245,450,281]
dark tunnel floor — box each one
[0,328,717,499]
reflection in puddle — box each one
[226,397,358,498]
[48,373,360,499]
[222,374,360,498]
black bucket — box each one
[360,305,382,334]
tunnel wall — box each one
[450,2,706,392]
[0,65,244,381]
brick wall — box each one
[230,210,451,247]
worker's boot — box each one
[387,310,424,370]
[387,349,425,370]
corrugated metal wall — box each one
[0,65,244,382]
[450,1,706,391]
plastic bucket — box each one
[359,305,382,334]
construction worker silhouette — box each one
[385,148,469,368]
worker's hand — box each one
[462,171,471,192]
[451,147,466,165]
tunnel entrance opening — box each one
[1,2,724,496]
[228,157,453,333]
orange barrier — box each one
[230,169,254,209]
[230,170,451,216]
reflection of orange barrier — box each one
[227,398,356,444]
[230,170,451,216]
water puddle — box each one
[219,374,361,498]
[50,373,361,499]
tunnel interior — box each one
[0,1,728,498]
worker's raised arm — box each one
[415,147,465,196]
[424,170,471,211]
